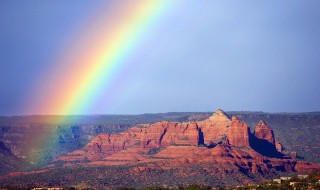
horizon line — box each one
[1,110,320,117]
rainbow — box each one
[28,1,172,116]
[24,1,173,165]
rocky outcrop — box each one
[227,116,250,147]
[57,109,295,167]
[208,109,231,123]
[275,141,283,152]
[250,121,283,158]
[58,121,202,162]
[1,111,320,170]
[197,109,231,146]
[54,108,320,184]
[160,122,198,146]
[254,120,275,145]
[58,110,234,162]
[141,121,200,148]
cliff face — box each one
[197,109,230,146]
[250,120,284,158]
[254,120,275,145]
[227,116,250,147]
[56,109,319,175]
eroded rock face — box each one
[58,121,202,162]
[197,109,231,146]
[227,116,250,147]
[141,121,201,148]
[254,120,275,145]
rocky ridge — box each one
[55,109,319,174]
[1,109,319,188]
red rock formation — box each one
[291,151,297,158]
[197,109,231,145]
[275,141,283,152]
[58,120,202,162]
[3,109,320,188]
[57,110,276,163]
[140,122,167,148]
[254,120,275,145]
[294,161,319,172]
[55,109,320,177]
[1,109,318,190]
[227,116,250,147]
[141,121,200,148]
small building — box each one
[290,182,298,186]
[281,176,292,180]
[273,179,282,183]
[298,174,308,179]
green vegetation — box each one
[114,171,320,190]
[182,184,211,190]
[1,170,320,190]
[230,170,320,190]
[115,184,214,190]
[147,147,163,155]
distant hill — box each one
[0,110,319,174]
[0,109,319,189]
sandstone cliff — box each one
[254,120,275,145]
[56,109,319,175]
[227,116,250,147]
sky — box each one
[0,1,320,115]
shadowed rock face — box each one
[250,120,284,158]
